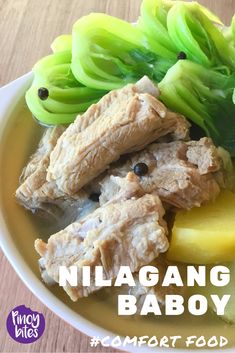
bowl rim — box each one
[0,73,234,353]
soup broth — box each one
[0,97,234,350]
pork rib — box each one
[35,173,169,301]
[100,138,223,209]
[47,77,189,195]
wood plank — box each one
[0,1,234,352]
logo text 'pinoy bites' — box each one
[6,305,45,344]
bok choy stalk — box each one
[232,15,235,42]
[167,2,235,72]
[224,15,235,47]
[159,60,235,156]
[137,0,178,57]
[71,13,176,90]
[51,35,72,53]
[25,51,105,125]
[138,0,235,73]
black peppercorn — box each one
[177,51,187,60]
[133,162,149,176]
[89,193,100,202]
[38,87,49,100]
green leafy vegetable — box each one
[159,60,235,155]
[71,13,176,90]
[232,15,235,41]
[25,0,235,146]
[218,147,235,191]
[139,0,235,72]
[137,0,178,58]
[26,51,105,125]
[225,15,235,47]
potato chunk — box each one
[167,191,235,264]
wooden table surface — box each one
[0,1,234,352]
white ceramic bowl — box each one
[0,74,234,353]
